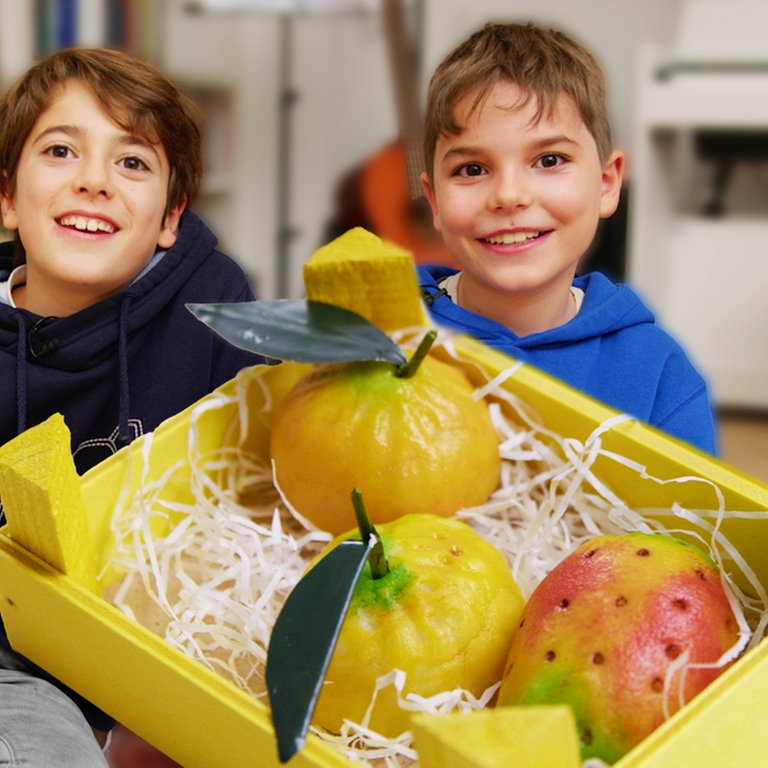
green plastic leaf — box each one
[187,299,406,365]
[266,537,374,763]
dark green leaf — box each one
[266,538,373,763]
[187,300,406,365]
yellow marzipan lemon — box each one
[269,348,501,535]
[310,513,525,737]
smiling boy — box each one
[417,23,717,454]
[0,48,265,767]
[2,79,183,317]
[0,48,264,466]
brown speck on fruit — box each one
[545,650,556,661]
[651,677,664,693]
[665,644,682,660]
[582,728,593,746]
[450,545,463,557]
[519,618,525,628]
[695,568,706,580]
[615,595,628,607]
[592,652,605,665]
[558,598,570,610]
[673,598,689,611]
[636,548,651,557]
[584,549,598,558]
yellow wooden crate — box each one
[0,229,767,767]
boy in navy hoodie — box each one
[0,48,265,766]
[416,22,717,454]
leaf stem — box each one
[395,329,438,379]
[351,488,389,579]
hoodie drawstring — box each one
[10,299,132,449]
[117,294,132,447]
[420,284,449,307]
[14,316,61,438]
[15,313,27,436]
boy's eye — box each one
[455,162,485,178]
[538,154,565,169]
[46,144,73,159]
[121,156,149,171]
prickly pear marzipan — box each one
[498,532,741,764]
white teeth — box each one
[59,215,116,234]
[486,231,541,245]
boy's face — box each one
[421,81,623,310]
[0,80,184,316]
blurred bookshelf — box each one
[33,0,164,60]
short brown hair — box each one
[422,22,613,181]
[0,47,203,212]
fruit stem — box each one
[351,488,390,579]
[395,329,437,379]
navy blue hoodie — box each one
[0,210,266,729]
[417,265,717,455]
[0,211,265,471]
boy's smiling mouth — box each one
[58,215,117,234]
[483,230,547,245]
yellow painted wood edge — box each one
[0,534,349,768]
[303,226,429,332]
[452,334,768,508]
[412,706,580,768]
[0,413,98,592]
[613,637,768,768]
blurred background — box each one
[0,0,765,480]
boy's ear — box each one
[420,171,442,233]
[0,177,18,231]
[599,150,625,219]
[157,200,186,249]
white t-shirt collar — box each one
[0,250,166,309]
[0,265,27,308]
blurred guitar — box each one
[333,0,455,267]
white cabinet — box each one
[628,35,768,410]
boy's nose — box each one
[73,157,114,198]
[489,169,533,210]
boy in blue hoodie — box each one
[0,48,265,766]
[416,22,717,455]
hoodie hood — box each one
[415,263,716,457]
[0,211,260,465]
[0,211,217,372]
[417,266,655,350]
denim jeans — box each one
[0,645,108,767]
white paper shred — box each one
[106,332,768,767]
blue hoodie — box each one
[0,211,267,730]
[417,265,717,455]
